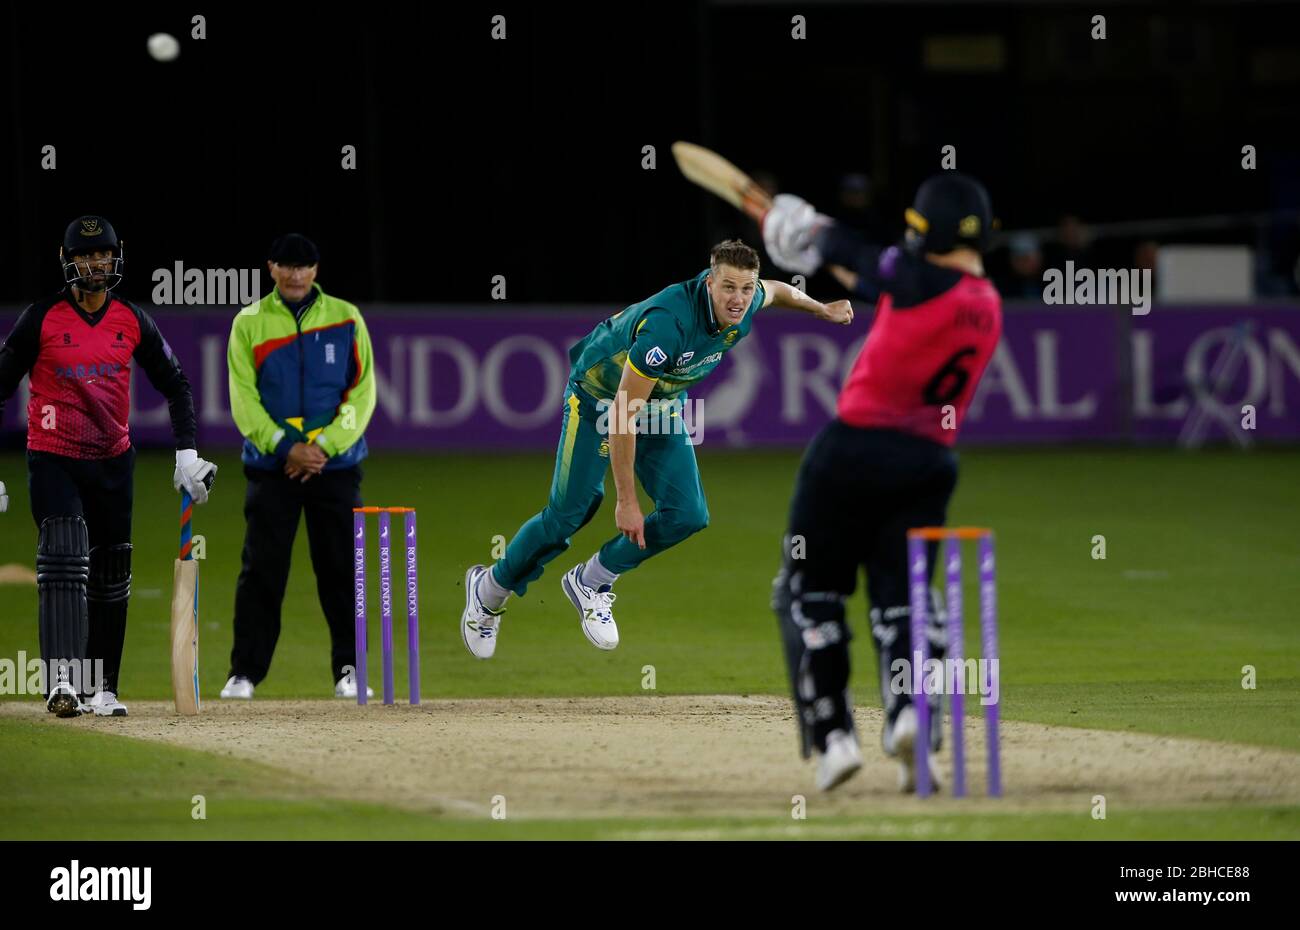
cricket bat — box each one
[671,141,775,223]
[672,140,853,287]
[170,489,200,715]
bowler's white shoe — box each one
[462,565,504,659]
[45,680,83,718]
[888,704,942,794]
[561,565,619,650]
[85,690,128,717]
[334,670,374,699]
[816,728,863,791]
[220,675,255,699]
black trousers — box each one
[27,447,135,694]
[788,420,958,616]
[783,420,958,744]
[229,464,363,686]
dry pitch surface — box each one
[6,696,1299,830]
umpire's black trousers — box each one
[229,463,362,686]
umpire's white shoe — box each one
[888,704,942,794]
[561,565,619,650]
[816,728,863,792]
[220,675,255,699]
[462,565,504,659]
[45,681,83,718]
[85,690,128,717]
[334,670,374,699]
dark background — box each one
[2,1,1298,304]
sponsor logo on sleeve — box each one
[645,346,667,368]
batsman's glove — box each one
[173,450,218,505]
[762,193,832,275]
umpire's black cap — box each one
[269,233,320,266]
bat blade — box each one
[170,558,200,716]
[671,141,773,223]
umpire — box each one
[221,234,376,699]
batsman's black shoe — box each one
[46,681,83,718]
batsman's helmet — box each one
[903,173,994,254]
[60,215,124,292]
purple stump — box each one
[979,532,1002,797]
[907,534,931,797]
[946,535,966,798]
[353,511,368,706]
[379,510,395,706]
[405,510,421,705]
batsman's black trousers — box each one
[27,447,135,694]
[787,419,958,617]
[782,419,958,747]
[229,464,362,686]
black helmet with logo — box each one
[60,215,124,292]
[903,174,994,254]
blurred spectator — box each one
[1134,239,1159,293]
[1257,214,1300,296]
[1005,233,1045,298]
[1045,214,1096,270]
[834,172,890,242]
[839,172,871,211]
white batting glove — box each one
[173,450,218,505]
[762,193,831,275]
[0,480,7,514]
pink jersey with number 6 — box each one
[836,247,1002,446]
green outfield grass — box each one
[1,447,1298,839]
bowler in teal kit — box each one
[460,240,855,658]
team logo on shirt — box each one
[645,346,667,367]
[724,330,738,345]
[676,351,694,366]
[671,351,723,375]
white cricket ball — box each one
[147,32,181,62]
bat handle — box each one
[179,490,194,561]
[742,198,770,226]
[741,184,773,226]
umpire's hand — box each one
[285,442,327,482]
